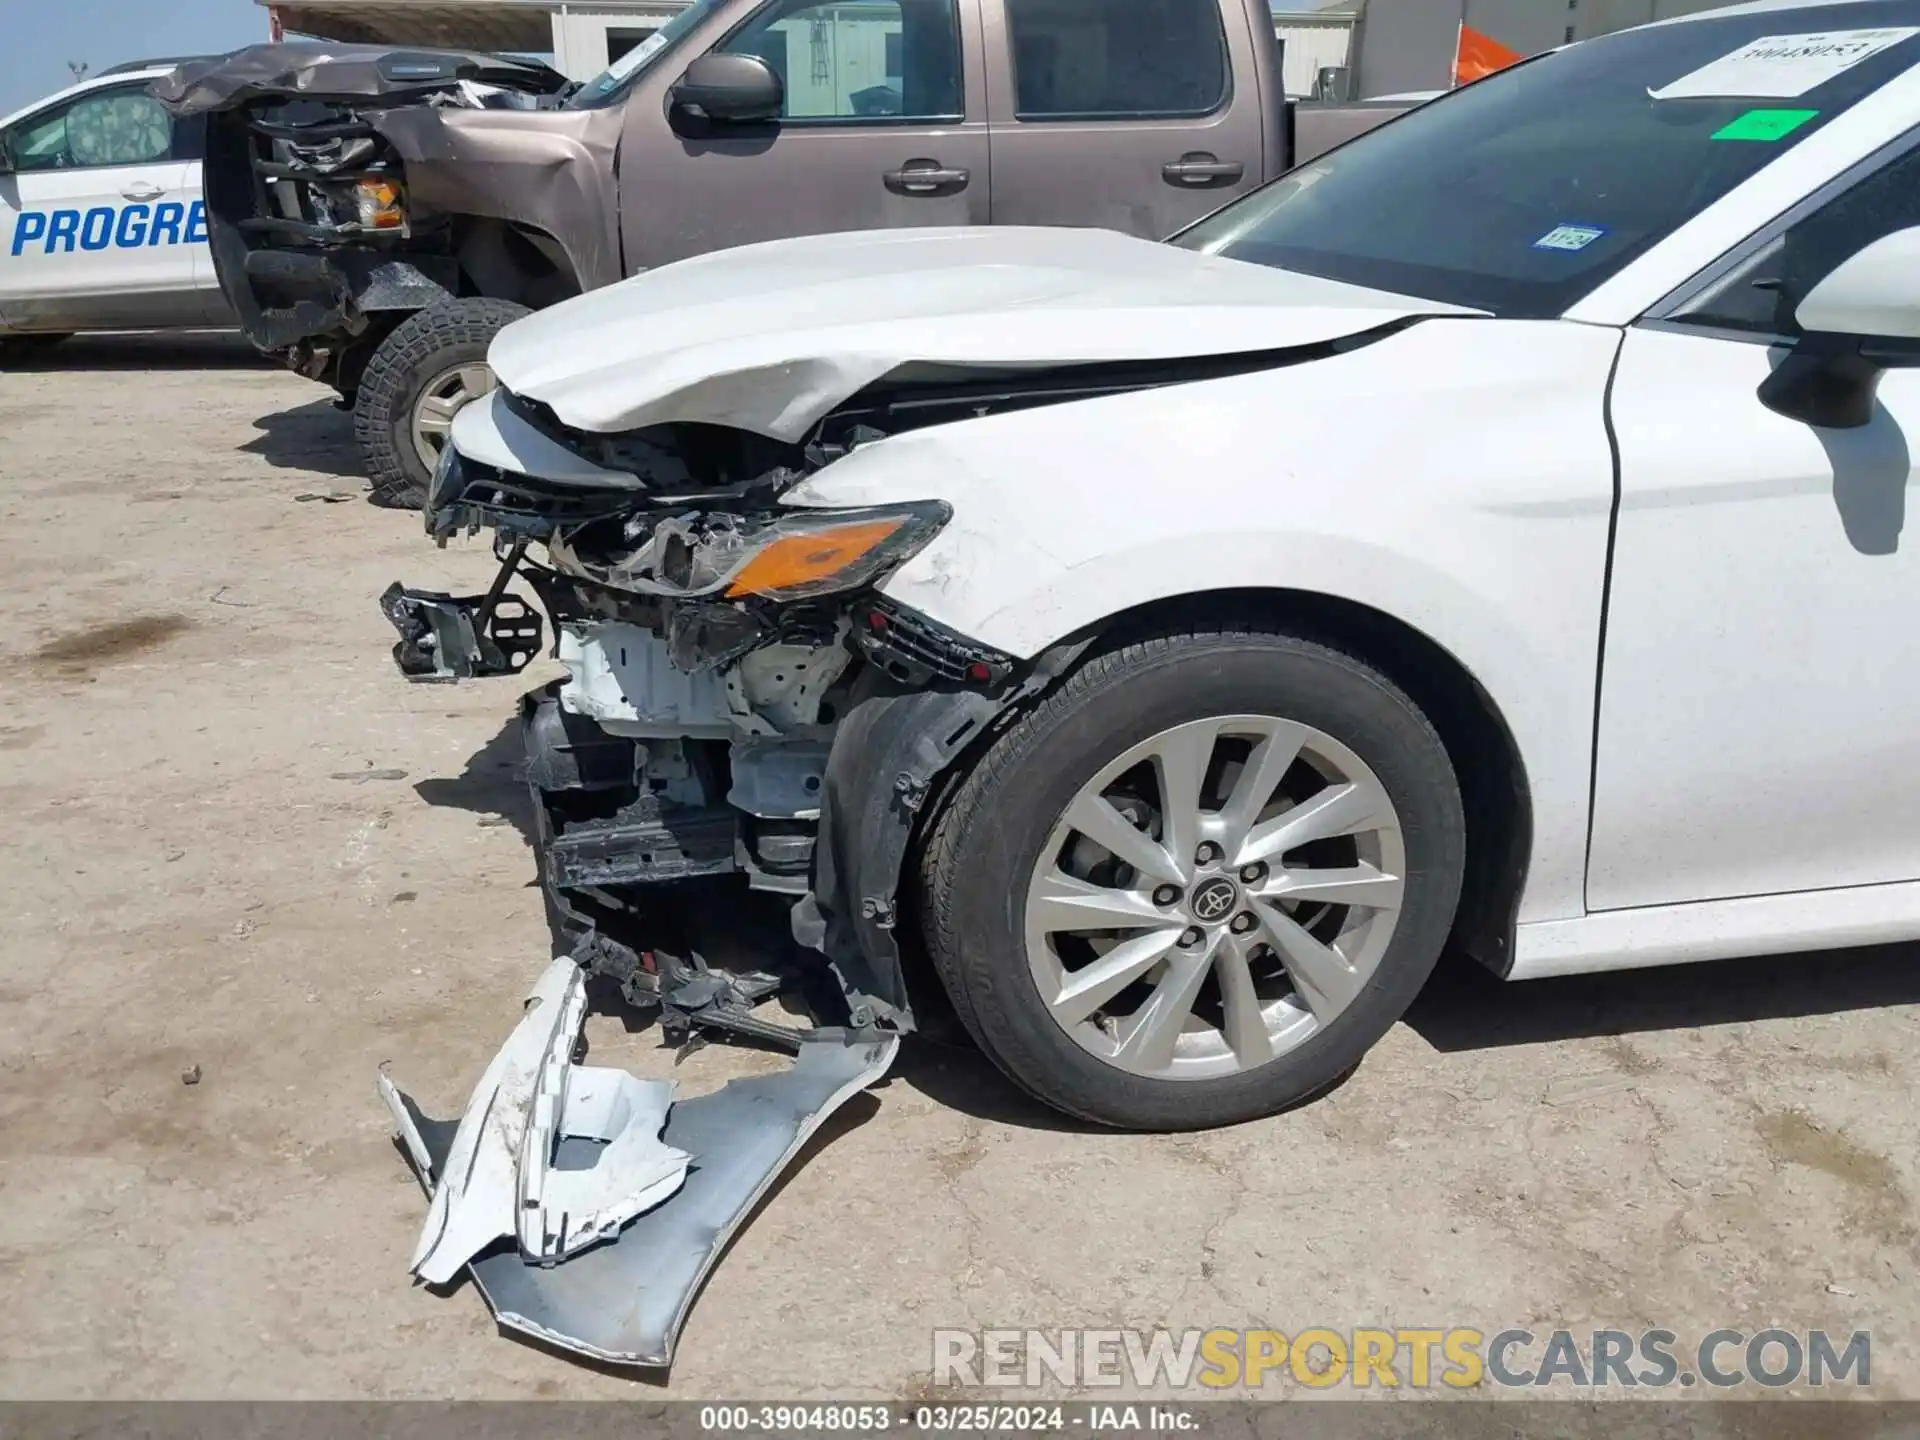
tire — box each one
[0,332,73,364]
[352,298,529,509]
[918,624,1466,1131]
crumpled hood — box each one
[488,227,1483,440]
[153,42,568,113]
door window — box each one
[719,0,962,121]
[6,88,181,172]
[1667,139,1920,339]
[1003,0,1227,121]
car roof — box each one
[100,56,212,78]
[1646,0,1920,26]
[0,63,192,131]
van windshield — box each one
[1173,2,1920,316]
[568,0,727,109]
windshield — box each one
[568,0,727,109]
[1175,1,1920,315]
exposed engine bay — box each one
[381,380,1077,1038]
[372,374,1095,1366]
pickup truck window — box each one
[1006,0,1227,120]
[1174,0,1920,317]
[719,0,962,120]
[569,0,729,109]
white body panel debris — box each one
[381,958,898,1367]
[381,956,690,1285]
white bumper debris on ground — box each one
[381,957,898,1367]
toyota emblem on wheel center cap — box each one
[1190,877,1240,924]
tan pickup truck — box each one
[159,0,1411,504]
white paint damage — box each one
[484,226,1480,440]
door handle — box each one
[884,161,970,196]
[1162,153,1244,187]
[122,182,166,202]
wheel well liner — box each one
[454,217,583,310]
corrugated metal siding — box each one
[1273,14,1357,97]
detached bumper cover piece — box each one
[382,958,898,1367]
[385,958,691,1286]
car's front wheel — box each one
[352,298,530,509]
[918,624,1465,1130]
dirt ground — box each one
[3,333,1920,1402]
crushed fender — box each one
[381,957,898,1367]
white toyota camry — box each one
[396,0,1920,1134]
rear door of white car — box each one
[1589,127,1920,910]
[0,79,215,331]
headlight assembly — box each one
[720,503,951,601]
[550,502,952,603]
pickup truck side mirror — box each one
[670,54,783,124]
[1759,226,1920,429]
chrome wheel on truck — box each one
[917,624,1465,1130]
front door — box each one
[0,82,213,331]
[622,0,990,269]
[1589,134,1920,910]
[979,0,1267,240]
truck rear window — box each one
[1006,0,1227,120]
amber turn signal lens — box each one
[725,517,909,598]
[355,179,405,229]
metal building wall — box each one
[1348,0,1762,97]
[1273,14,1359,96]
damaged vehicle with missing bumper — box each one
[378,0,1920,1370]
[380,223,1483,1368]
[157,4,1417,508]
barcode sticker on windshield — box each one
[1650,28,1919,99]
[1534,224,1607,253]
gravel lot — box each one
[3,334,1919,1402]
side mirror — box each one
[670,53,783,124]
[1759,226,1920,429]
[0,136,14,176]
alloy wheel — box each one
[1022,714,1407,1081]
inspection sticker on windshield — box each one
[1711,107,1819,141]
[1534,224,1607,253]
[1650,28,1919,99]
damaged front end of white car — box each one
[376,226,1472,1368]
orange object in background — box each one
[1453,22,1523,86]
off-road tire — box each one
[917,624,1466,1131]
[353,298,529,509]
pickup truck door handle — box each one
[1162,153,1244,187]
[884,161,970,196]
[121,181,167,202]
